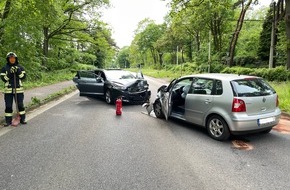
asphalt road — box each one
[0,77,290,190]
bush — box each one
[220,66,290,81]
[233,56,258,66]
[210,63,226,73]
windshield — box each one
[231,78,276,97]
[105,70,137,80]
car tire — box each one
[105,89,112,104]
[206,115,230,141]
[153,99,165,119]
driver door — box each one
[77,71,104,95]
[160,79,176,120]
[161,91,172,120]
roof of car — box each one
[181,73,261,81]
[95,68,123,71]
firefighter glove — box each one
[10,66,18,74]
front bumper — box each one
[113,89,151,104]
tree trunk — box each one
[158,52,163,67]
[269,2,277,69]
[42,26,49,66]
[0,0,12,44]
[150,48,157,65]
[228,0,252,67]
[286,0,290,70]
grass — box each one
[26,86,76,111]
[129,68,290,114]
[24,69,75,89]
[270,81,290,113]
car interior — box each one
[170,78,217,115]
[171,79,193,114]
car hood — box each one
[111,79,146,87]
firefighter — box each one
[0,52,27,126]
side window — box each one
[95,71,106,81]
[172,78,193,98]
[189,78,213,95]
[172,78,193,91]
[215,80,223,95]
[79,71,95,79]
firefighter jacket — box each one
[0,63,26,94]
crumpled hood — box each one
[111,79,143,87]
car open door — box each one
[160,91,172,120]
[77,71,104,95]
[160,80,177,120]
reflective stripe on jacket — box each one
[1,63,26,94]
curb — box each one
[281,112,290,120]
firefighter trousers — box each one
[4,93,26,124]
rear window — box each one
[231,78,276,97]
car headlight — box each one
[113,84,127,90]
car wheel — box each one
[206,115,230,141]
[105,89,112,104]
[153,99,165,119]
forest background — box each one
[0,0,290,112]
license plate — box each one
[258,117,275,126]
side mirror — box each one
[96,77,103,83]
[158,85,167,92]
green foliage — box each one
[270,81,290,113]
[117,47,130,68]
[258,5,273,61]
[233,56,259,67]
[210,63,227,73]
[0,0,114,73]
[221,66,290,81]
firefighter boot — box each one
[20,115,27,125]
[4,116,12,127]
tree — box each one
[285,0,290,69]
[228,0,257,67]
[258,5,273,62]
[116,47,130,68]
[134,19,166,66]
[0,0,12,45]
[0,0,114,71]
[37,0,109,66]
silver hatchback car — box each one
[152,73,281,141]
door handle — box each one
[205,99,212,104]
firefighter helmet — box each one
[6,52,17,58]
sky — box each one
[102,0,169,48]
[102,0,273,48]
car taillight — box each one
[232,98,246,112]
[276,95,279,107]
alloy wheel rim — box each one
[106,91,111,103]
[209,118,223,137]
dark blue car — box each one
[73,69,151,104]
